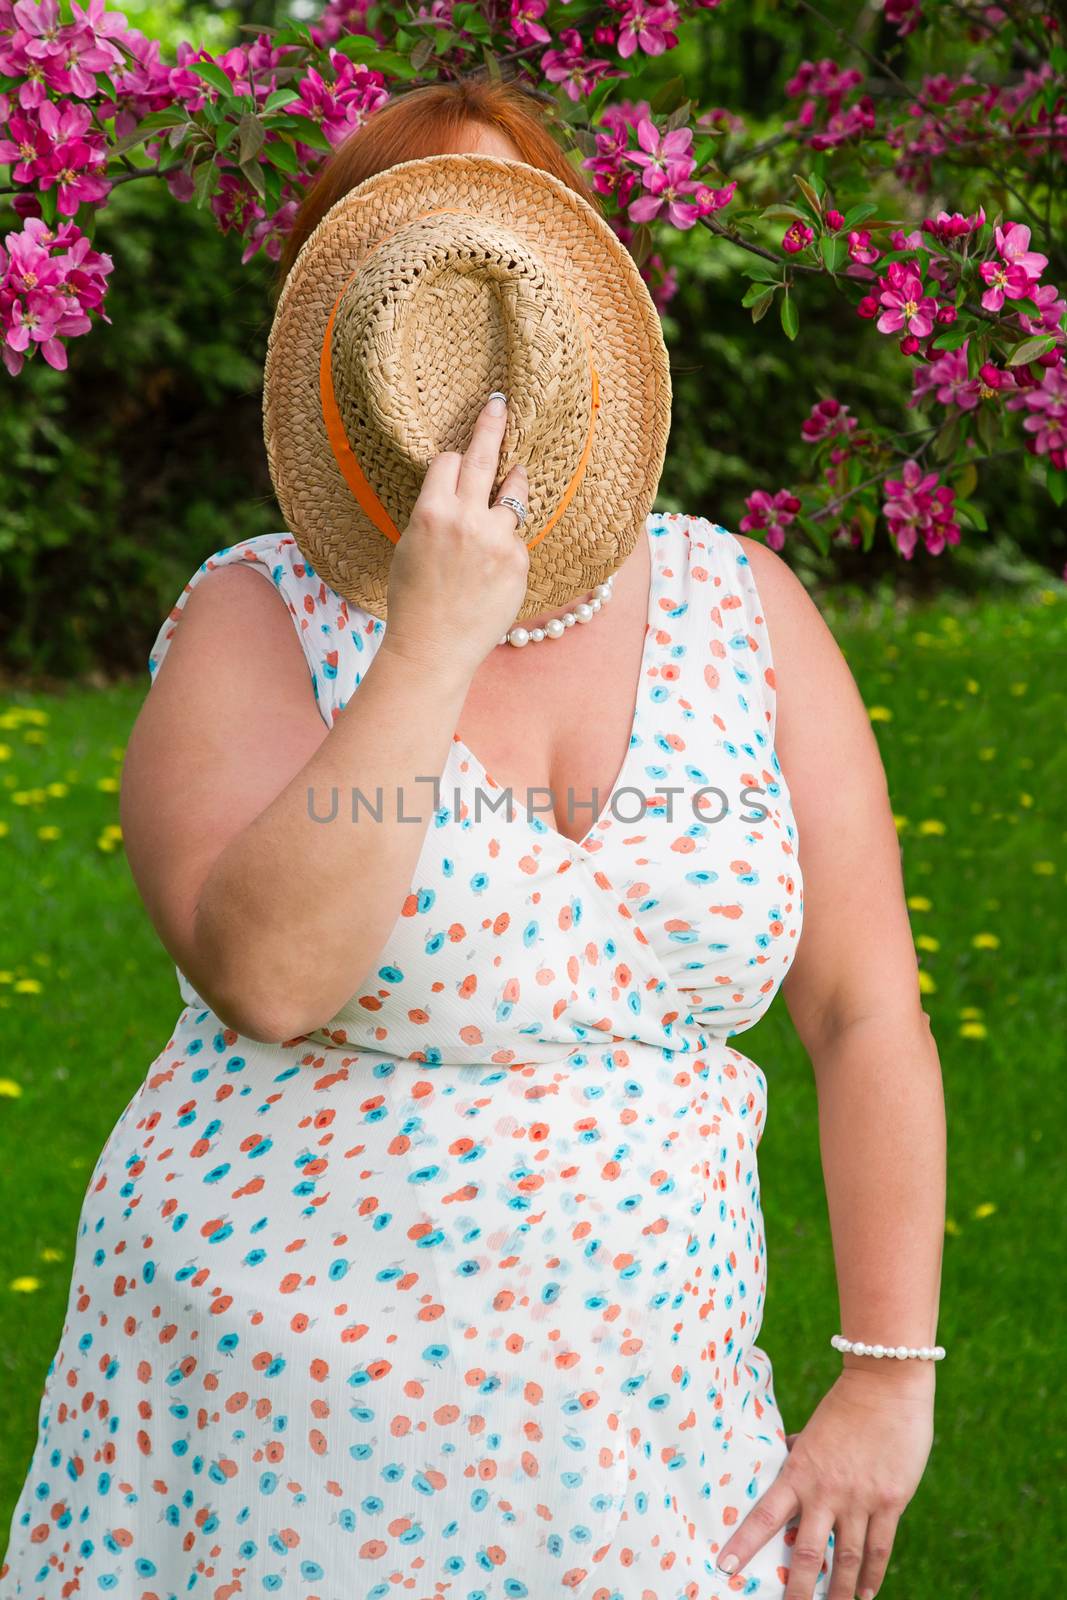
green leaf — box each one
[797,512,830,555]
[649,76,686,114]
[819,233,845,273]
[975,402,999,452]
[261,159,283,217]
[955,500,988,532]
[584,77,617,126]
[750,288,776,324]
[276,113,333,151]
[952,461,978,500]
[742,281,774,307]
[933,412,964,462]
[1007,334,1057,366]
[238,113,265,166]
[188,60,235,99]
[1047,464,1067,507]
[410,36,435,70]
[264,135,300,175]
[841,201,878,230]
[111,107,189,156]
[192,156,220,210]
[967,335,987,379]
[738,260,784,284]
[930,328,970,351]
[780,291,799,341]
[215,119,240,154]
[239,157,266,199]
[760,204,808,222]
[264,88,301,113]
[629,223,653,270]
[332,32,379,62]
[792,173,822,217]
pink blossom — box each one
[824,208,844,230]
[782,220,814,253]
[994,221,1047,281]
[541,29,620,102]
[615,0,680,60]
[509,0,552,48]
[0,109,51,182]
[1007,361,1065,469]
[882,460,960,558]
[739,488,803,550]
[978,256,1036,313]
[801,396,858,443]
[910,344,983,411]
[876,266,938,338]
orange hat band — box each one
[318,206,600,553]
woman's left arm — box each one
[713,537,946,1600]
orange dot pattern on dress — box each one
[0,513,831,1599]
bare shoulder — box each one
[148,559,308,690]
[731,532,840,659]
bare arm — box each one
[739,535,946,1392]
[120,396,530,1044]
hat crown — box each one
[328,209,593,539]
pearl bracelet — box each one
[833,1334,945,1361]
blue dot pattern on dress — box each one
[1,512,833,1599]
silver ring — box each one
[496,494,528,527]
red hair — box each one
[272,78,605,302]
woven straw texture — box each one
[263,152,672,621]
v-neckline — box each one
[449,513,663,858]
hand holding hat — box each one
[262,151,672,627]
[381,391,533,674]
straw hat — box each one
[262,151,672,623]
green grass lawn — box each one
[0,584,1064,1595]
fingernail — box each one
[487,391,507,414]
[858,1591,875,1600]
[716,1553,738,1575]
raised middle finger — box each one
[456,392,508,505]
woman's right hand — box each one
[382,393,531,676]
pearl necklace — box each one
[498,573,616,648]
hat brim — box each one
[263,151,672,621]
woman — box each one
[1,81,945,1600]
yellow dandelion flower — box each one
[37,825,61,842]
[960,1021,988,1039]
[964,679,979,693]
[0,821,8,839]
[1033,861,1055,875]
[918,819,946,836]
[973,1202,997,1219]
[0,743,10,760]
[23,709,48,726]
[0,971,12,984]
[40,1247,64,1263]
[907,896,933,912]
[917,970,937,995]
[10,1276,40,1293]
[45,781,69,798]
[958,1006,984,1019]
[97,835,118,854]
[0,1078,23,1098]
[978,747,996,762]
[14,978,42,994]
[101,823,122,839]
[867,706,893,722]
[916,935,940,952]
[972,933,1000,950]
[944,1218,961,1236]
[893,815,908,832]
[96,775,120,793]
[1019,793,1033,808]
